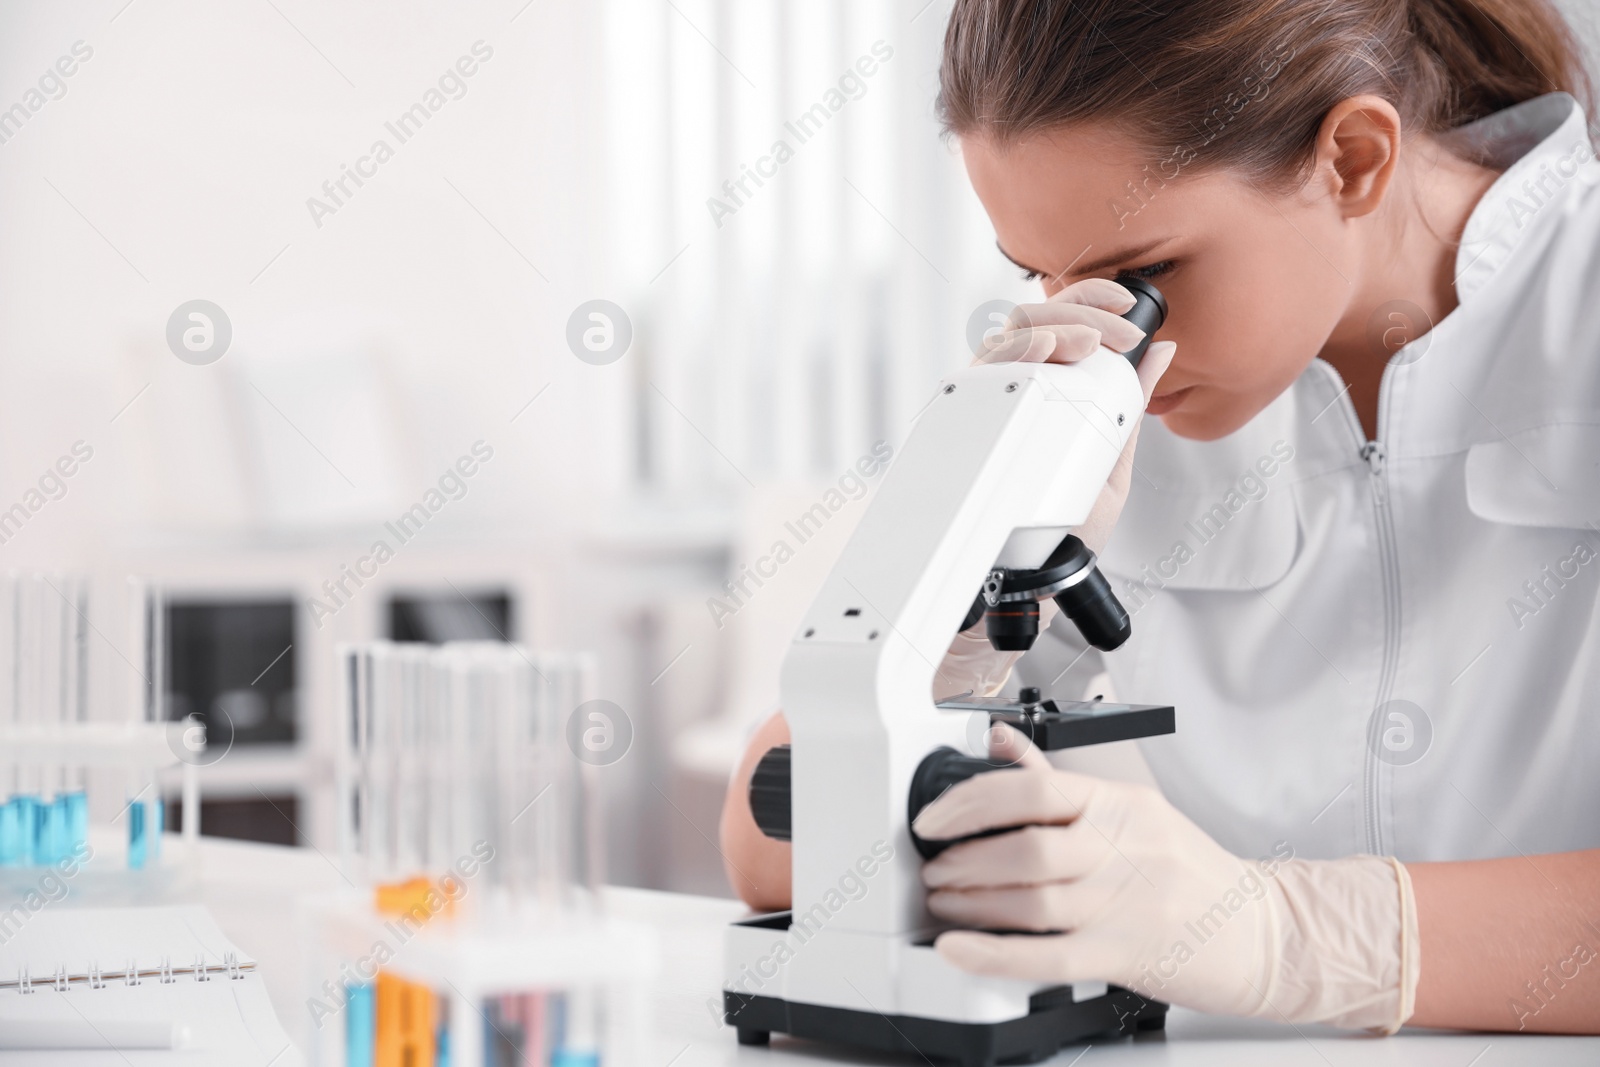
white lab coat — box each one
[1016,92,1600,863]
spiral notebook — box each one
[0,905,300,1065]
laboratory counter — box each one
[191,836,1595,1067]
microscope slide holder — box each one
[936,695,1175,752]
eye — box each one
[1019,268,1042,282]
[1122,259,1175,281]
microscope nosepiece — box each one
[976,535,1131,653]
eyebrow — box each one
[997,238,1174,282]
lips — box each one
[1146,385,1194,416]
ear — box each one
[1310,94,1402,218]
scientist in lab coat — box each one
[722,0,1600,1036]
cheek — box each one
[1156,312,1328,440]
[1156,244,1347,437]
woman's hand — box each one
[974,277,1176,554]
[914,727,1419,1031]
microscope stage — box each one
[935,696,1175,750]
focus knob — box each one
[907,746,1020,859]
[749,744,791,841]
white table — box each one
[193,837,1596,1066]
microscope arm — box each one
[781,348,1149,937]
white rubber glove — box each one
[932,278,1176,703]
[914,728,1421,1033]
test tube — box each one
[366,642,392,881]
[346,979,376,1067]
[0,575,21,867]
[568,654,604,900]
[127,581,164,870]
[15,576,42,867]
[552,986,602,1067]
[504,650,576,911]
[341,642,375,883]
[441,643,502,889]
[60,576,89,861]
[425,644,452,878]
[21,575,60,867]
[35,577,59,865]
[338,644,366,882]
[398,643,431,879]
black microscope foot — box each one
[725,985,1167,1065]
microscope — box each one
[723,278,1176,1066]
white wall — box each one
[0,0,1024,562]
[0,0,1030,890]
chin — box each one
[1156,404,1254,442]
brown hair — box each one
[938,0,1594,185]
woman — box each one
[721,0,1600,1034]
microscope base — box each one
[724,984,1166,1067]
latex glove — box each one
[974,277,1177,555]
[914,728,1421,1032]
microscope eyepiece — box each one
[1112,273,1168,368]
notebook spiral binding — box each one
[3,954,256,993]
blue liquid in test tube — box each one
[346,982,375,1067]
[551,1051,600,1067]
[36,798,55,865]
[65,790,87,856]
[128,794,165,870]
[434,1024,449,1067]
[128,798,147,869]
[39,795,69,865]
[13,795,39,867]
[0,797,21,866]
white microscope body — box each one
[725,281,1173,1066]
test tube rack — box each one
[301,892,659,1067]
[316,641,645,1066]
[0,721,199,898]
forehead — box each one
[960,126,1231,271]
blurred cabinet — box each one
[121,539,548,852]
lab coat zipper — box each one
[1322,362,1403,858]
[1361,436,1402,856]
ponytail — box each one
[1406,0,1594,129]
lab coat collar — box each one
[1356,92,1598,461]
[1451,93,1598,302]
